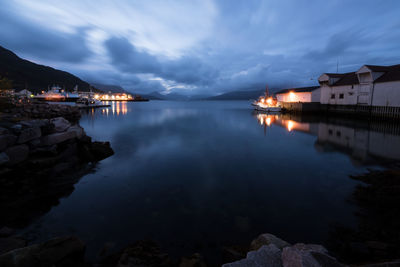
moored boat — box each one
[252,85,282,113]
[75,97,110,109]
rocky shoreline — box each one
[0,101,114,227]
[1,231,400,267]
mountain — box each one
[90,83,127,93]
[0,45,94,93]
[204,89,265,100]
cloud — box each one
[104,36,219,89]
[1,0,400,95]
[0,2,92,63]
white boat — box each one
[252,84,282,113]
[75,97,110,109]
[254,105,282,113]
[34,85,80,102]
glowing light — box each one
[94,94,99,99]
[261,98,265,103]
[289,92,295,102]
[287,120,294,132]
[266,117,271,126]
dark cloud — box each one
[0,4,92,63]
[104,36,219,87]
[104,37,161,73]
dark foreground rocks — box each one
[0,236,87,267]
[0,104,114,228]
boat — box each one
[75,97,110,109]
[253,103,282,113]
[252,85,282,113]
[34,85,80,102]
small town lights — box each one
[289,92,295,102]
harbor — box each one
[1,1,400,266]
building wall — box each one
[311,87,321,102]
[320,84,359,105]
[372,81,400,107]
[276,92,312,103]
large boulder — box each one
[282,243,344,267]
[5,145,29,166]
[67,125,85,139]
[0,152,9,165]
[0,236,86,267]
[0,134,17,151]
[40,131,76,146]
[223,244,282,267]
[87,141,114,162]
[116,240,173,267]
[50,117,71,132]
[17,127,41,144]
[251,233,291,251]
[179,253,207,267]
[0,127,9,135]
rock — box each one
[40,131,76,146]
[282,243,343,267]
[5,145,29,166]
[223,244,282,267]
[251,233,291,251]
[88,141,114,162]
[0,227,15,237]
[222,246,248,263]
[17,127,41,144]
[0,152,10,165]
[20,119,48,129]
[0,237,27,255]
[50,117,71,132]
[291,243,328,254]
[116,240,173,267]
[10,124,22,134]
[180,253,207,267]
[0,236,85,267]
[0,127,9,135]
[67,125,85,139]
[0,134,17,151]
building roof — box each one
[323,73,346,78]
[275,86,320,95]
[372,64,400,83]
[332,72,359,86]
[365,64,400,72]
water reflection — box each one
[254,113,400,165]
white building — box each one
[319,64,400,106]
[275,86,320,103]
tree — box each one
[0,77,13,90]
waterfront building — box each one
[319,64,400,106]
[275,86,320,103]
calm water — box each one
[21,100,398,263]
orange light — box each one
[287,120,294,132]
[266,117,271,126]
[289,92,295,102]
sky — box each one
[1,0,400,95]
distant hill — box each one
[204,89,265,100]
[90,83,127,93]
[0,45,95,93]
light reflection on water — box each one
[21,101,400,264]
